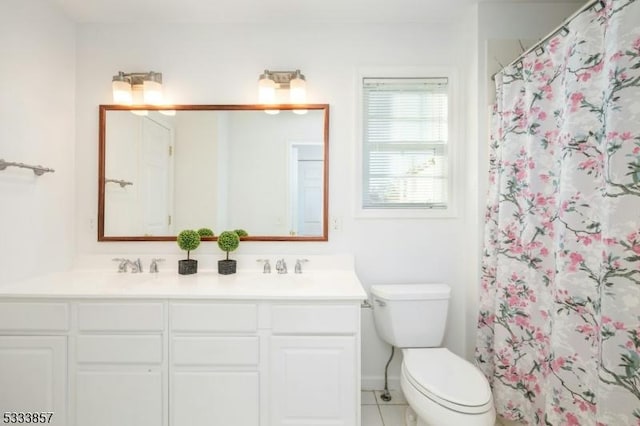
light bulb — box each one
[258,71,276,104]
[112,74,132,105]
[289,71,306,104]
[143,80,163,105]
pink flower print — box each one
[570,92,584,112]
[611,51,623,62]
[551,356,565,371]
[540,247,549,257]
[568,252,584,271]
[578,72,591,82]
[621,131,632,140]
[515,315,529,328]
[633,146,640,154]
[603,237,617,246]
[536,195,548,206]
[614,321,625,330]
[634,37,640,53]
[592,62,604,73]
[566,412,580,426]
[538,111,547,120]
[577,235,592,246]
[578,158,599,174]
[539,174,550,183]
[549,37,560,53]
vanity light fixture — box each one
[112,71,163,105]
[258,69,307,114]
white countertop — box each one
[0,268,367,301]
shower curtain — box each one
[476,0,640,424]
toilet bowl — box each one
[400,348,495,426]
[370,284,496,426]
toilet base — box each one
[404,406,427,426]
[401,366,495,426]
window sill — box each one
[354,207,458,219]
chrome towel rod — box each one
[0,159,55,176]
[105,178,134,188]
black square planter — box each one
[218,259,237,275]
[178,259,198,275]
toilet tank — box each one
[370,284,451,348]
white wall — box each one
[0,0,585,388]
[73,21,470,388]
[0,0,75,285]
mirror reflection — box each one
[99,105,329,241]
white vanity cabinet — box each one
[169,302,261,426]
[71,302,167,426]
[0,267,365,426]
[269,304,359,426]
[0,302,69,426]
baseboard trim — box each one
[361,375,400,391]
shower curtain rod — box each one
[493,0,602,79]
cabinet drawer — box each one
[170,303,257,332]
[77,302,164,331]
[76,335,163,364]
[0,302,69,331]
[271,304,358,334]
[172,336,259,366]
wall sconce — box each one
[258,69,307,114]
[112,71,163,105]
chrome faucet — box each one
[257,259,271,274]
[294,258,308,274]
[150,258,165,273]
[130,258,143,273]
[112,258,142,273]
[113,258,129,273]
[276,259,288,274]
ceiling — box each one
[51,0,586,24]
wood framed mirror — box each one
[98,104,329,241]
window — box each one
[361,77,450,212]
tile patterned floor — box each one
[361,390,409,426]
[362,389,507,426]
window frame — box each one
[355,67,459,219]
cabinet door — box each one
[270,336,357,426]
[75,370,163,426]
[171,371,259,426]
[0,336,67,425]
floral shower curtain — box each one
[476,0,640,425]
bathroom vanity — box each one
[0,260,365,426]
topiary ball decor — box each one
[234,229,248,237]
[177,230,201,275]
[217,230,240,275]
[197,228,214,238]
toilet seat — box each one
[402,348,493,415]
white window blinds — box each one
[362,77,449,209]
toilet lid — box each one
[403,348,492,413]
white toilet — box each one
[371,283,495,426]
